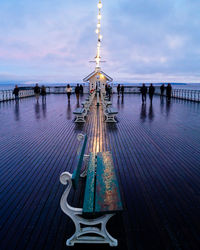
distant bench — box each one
[101,93,118,123]
[104,107,118,123]
[73,93,95,122]
[60,134,123,246]
[73,108,87,122]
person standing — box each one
[34,83,40,103]
[166,83,172,102]
[75,84,80,102]
[41,85,46,103]
[160,84,165,98]
[65,84,72,102]
[121,84,124,97]
[13,85,20,102]
[117,84,120,97]
[79,84,83,94]
[141,83,147,103]
[105,83,108,96]
[149,83,155,103]
[108,85,111,100]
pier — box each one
[0,93,200,250]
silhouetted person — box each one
[166,83,172,102]
[141,83,147,103]
[65,84,72,102]
[79,84,83,94]
[117,84,120,96]
[160,84,165,98]
[41,85,46,103]
[121,85,124,97]
[105,83,108,95]
[13,85,20,102]
[75,84,80,102]
[108,85,111,100]
[34,83,40,103]
[149,83,155,103]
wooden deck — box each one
[0,93,200,250]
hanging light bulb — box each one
[97,23,101,28]
[98,1,102,9]
[99,34,103,40]
[97,14,101,20]
[96,29,99,34]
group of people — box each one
[65,84,83,103]
[105,84,112,99]
[33,84,47,103]
[13,83,173,105]
[140,83,172,103]
[13,83,46,103]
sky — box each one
[0,0,200,84]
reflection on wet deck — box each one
[0,94,200,250]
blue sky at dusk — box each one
[0,0,200,84]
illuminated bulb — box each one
[96,29,99,33]
[96,58,100,64]
[97,23,101,28]
[98,2,102,9]
[97,14,101,20]
[99,34,103,40]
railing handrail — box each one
[0,86,200,102]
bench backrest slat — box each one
[95,152,123,213]
[83,153,96,214]
[72,134,87,189]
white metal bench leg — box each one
[104,114,117,123]
[66,214,117,247]
[74,115,86,122]
[60,172,118,247]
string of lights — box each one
[95,0,103,68]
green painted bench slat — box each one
[83,153,96,214]
[72,135,87,189]
[95,152,123,213]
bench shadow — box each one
[106,123,118,131]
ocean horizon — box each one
[1,82,200,91]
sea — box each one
[1,82,200,91]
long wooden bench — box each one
[60,134,123,246]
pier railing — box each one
[1,85,200,102]
[0,89,34,102]
[153,87,200,102]
[171,89,200,102]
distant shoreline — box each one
[1,82,200,91]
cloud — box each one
[0,0,200,83]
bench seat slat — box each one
[73,108,84,114]
[107,108,118,114]
[83,153,96,214]
[95,152,123,213]
[72,135,87,189]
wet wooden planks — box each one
[0,94,200,250]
